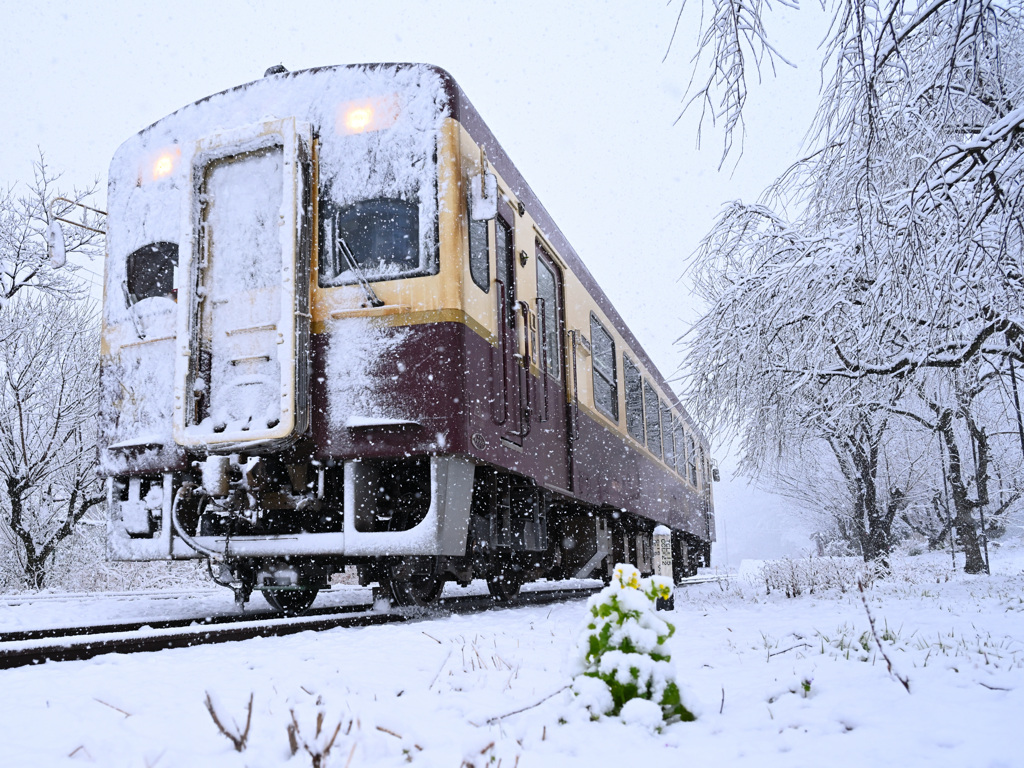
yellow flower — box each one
[613,563,642,590]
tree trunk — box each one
[829,424,896,567]
[5,476,52,588]
[23,556,47,590]
[937,411,986,574]
[861,479,896,567]
[5,473,103,590]
[954,506,986,574]
[866,488,906,567]
[849,430,892,567]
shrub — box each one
[757,555,866,597]
[572,563,696,725]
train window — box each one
[319,197,424,285]
[590,314,618,420]
[469,214,489,292]
[623,355,644,443]
[536,249,561,378]
[125,242,178,306]
[688,435,698,486]
[662,403,675,468]
[673,421,686,476]
[644,381,662,458]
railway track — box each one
[0,601,376,644]
[0,574,727,671]
[0,585,601,671]
[0,587,225,607]
[0,607,403,671]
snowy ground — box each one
[1,549,1022,768]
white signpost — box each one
[652,525,674,610]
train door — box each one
[493,208,527,446]
[536,244,570,489]
[174,118,311,450]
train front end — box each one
[101,64,474,609]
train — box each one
[98,63,716,613]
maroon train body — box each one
[100,64,716,612]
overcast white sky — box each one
[1,1,831,562]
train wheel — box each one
[384,558,444,607]
[386,573,444,607]
[263,588,319,616]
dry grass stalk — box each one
[93,698,131,717]
[289,704,344,768]
[203,691,253,752]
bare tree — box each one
[665,0,792,164]
[0,155,104,589]
[890,367,1024,572]
[677,2,1024,571]
[0,151,102,307]
[0,293,103,588]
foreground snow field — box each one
[1,550,1022,768]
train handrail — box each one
[516,300,532,438]
[492,278,509,426]
[492,280,532,439]
[537,297,549,422]
[517,300,531,370]
[569,329,580,440]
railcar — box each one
[100,63,717,613]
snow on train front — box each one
[100,65,472,612]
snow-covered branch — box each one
[0,293,102,588]
[0,152,102,306]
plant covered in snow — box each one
[572,563,696,725]
[758,555,868,598]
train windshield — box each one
[320,197,420,283]
[125,242,178,305]
[316,102,439,287]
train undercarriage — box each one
[111,453,711,615]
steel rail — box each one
[0,602,373,645]
[0,588,225,606]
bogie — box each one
[263,588,319,616]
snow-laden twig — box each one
[203,691,252,752]
[768,642,812,658]
[857,579,910,693]
[288,700,347,768]
[474,685,570,726]
[93,698,131,718]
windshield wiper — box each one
[337,236,384,308]
[121,281,147,339]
